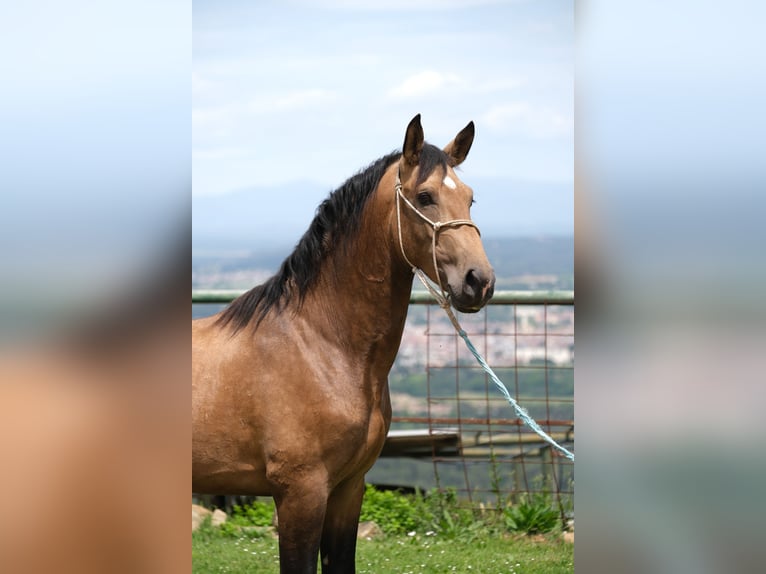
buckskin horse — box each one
[192,114,495,573]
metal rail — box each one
[192,289,574,305]
[191,287,574,501]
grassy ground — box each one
[192,530,573,573]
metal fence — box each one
[192,290,574,514]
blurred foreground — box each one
[0,239,190,573]
[576,3,766,572]
[0,2,190,571]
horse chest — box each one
[313,377,390,477]
[325,400,389,483]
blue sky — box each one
[193,0,573,201]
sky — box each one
[193,0,574,226]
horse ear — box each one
[443,121,475,166]
[402,114,424,167]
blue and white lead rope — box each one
[393,170,574,461]
[412,268,575,462]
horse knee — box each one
[267,460,330,534]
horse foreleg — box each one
[319,477,365,574]
[272,476,329,574]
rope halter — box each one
[394,169,480,310]
[396,168,574,461]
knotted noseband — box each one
[394,169,480,308]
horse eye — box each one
[470,198,476,207]
[417,192,434,207]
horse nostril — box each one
[464,268,485,297]
[486,277,495,298]
[463,268,495,302]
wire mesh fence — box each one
[367,292,574,515]
[192,291,574,514]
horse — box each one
[192,114,495,573]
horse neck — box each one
[305,174,413,359]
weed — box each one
[504,492,560,535]
[228,500,275,527]
[413,487,480,540]
[194,500,276,540]
[359,485,419,535]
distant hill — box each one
[192,235,573,290]
[483,236,573,277]
[192,177,572,252]
[192,180,323,253]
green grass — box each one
[193,487,573,573]
[192,530,573,573]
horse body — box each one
[192,115,494,573]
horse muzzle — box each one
[449,267,496,313]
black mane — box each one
[217,144,450,333]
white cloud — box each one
[473,76,527,93]
[388,70,463,100]
[192,88,338,134]
[192,105,233,126]
[387,70,525,102]
[239,88,339,114]
[192,71,213,95]
[482,102,572,139]
[272,88,337,111]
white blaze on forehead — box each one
[443,175,457,189]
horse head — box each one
[396,114,495,313]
